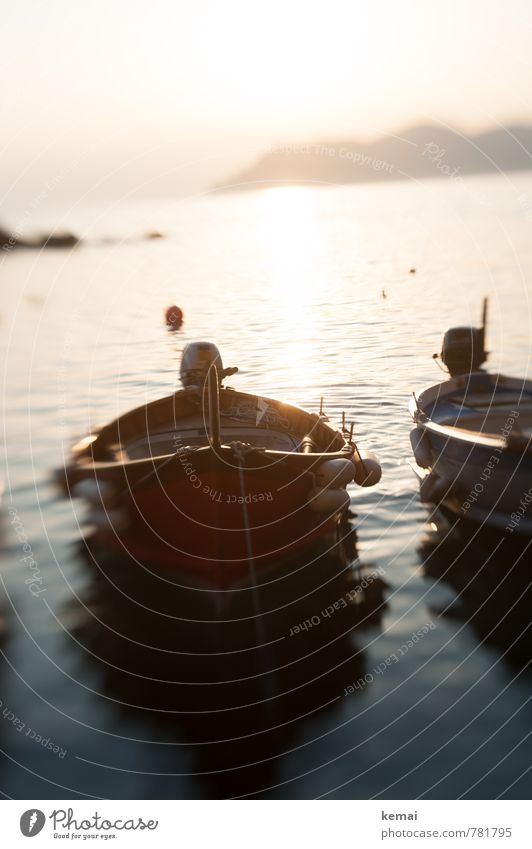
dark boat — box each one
[60,342,381,592]
[410,300,532,535]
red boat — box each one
[60,343,381,592]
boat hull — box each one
[410,372,532,535]
[119,461,342,587]
[61,388,355,589]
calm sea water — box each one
[1,173,531,799]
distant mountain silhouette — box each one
[215,125,532,191]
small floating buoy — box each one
[409,267,416,274]
[165,305,183,328]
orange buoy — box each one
[165,305,183,328]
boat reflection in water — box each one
[67,527,387,799]
[419,508,532,669]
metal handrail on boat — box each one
[64,441,354,478]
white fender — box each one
[71,478,116,505]
[419,472,451,505]
[353,451,382,487]
[315,458,355,489]
[410,428,432,470]
[86,507,130,532]
[307,487,350,514]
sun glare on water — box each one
[257,186,324,303]
[253,186,330,395]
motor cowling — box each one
[180,342,224,389]
[440,326,487,377]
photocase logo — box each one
[20,810,46,837]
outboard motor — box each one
[436,298,488,377]
[180,342,223,388]
[180,342,237,388]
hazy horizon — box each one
[2,0,532,205]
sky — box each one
[1,0,532,202]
